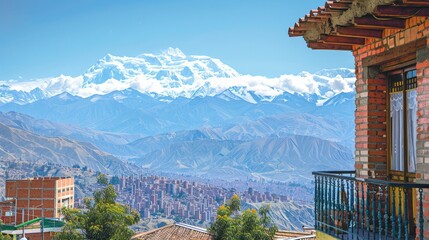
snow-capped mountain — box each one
[83,48,239,85]
[0,85,47,105]
[0,48,355,105]
[0,48,357,186]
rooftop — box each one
[288,0,429,50]
[132,223,212,240]
[6,176,73,181]
[274,229,316,240]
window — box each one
[389,68,417,173]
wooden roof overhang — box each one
[289,0,429,51]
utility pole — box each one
[22,209,25,238]
[41,208,44,240]
[14,198,17,225]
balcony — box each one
[313,171,429,240]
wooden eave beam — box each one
[402,0,429,6]
[354,15,406,29]
[310,10,319,17]
[309,10,330,20]
[318,13,331,20]
[326,1,351,10]
[320,34,366,45]
[288,28,305,37]
[325,9,347,13]
[289,32,305,37]
[337,26,383,38]
[294,22,310,31]
[305,15,325,23]
[307,41,353,51]
[375,5,429,17]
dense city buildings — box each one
[114,175,292,224]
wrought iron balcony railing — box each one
[313,171,429,240]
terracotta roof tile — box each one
[274,230,316,239]
[133,223,212,240]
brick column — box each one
[416,46,429,239]
[355,65,388,179]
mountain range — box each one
[0,89,355,146]
[0,47,355,104]
[0,48,356,185]
[0,120,135,175]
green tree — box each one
[110,176,120,185]
[96,173,109,185]
[56,185,140,240]
[0,234,12,240]
[209,196,278,240]
[0,220,12,240]
[229,194,241,213]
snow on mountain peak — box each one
[103,53,115,61]
[0,48,355,105]
[162,47,186,58]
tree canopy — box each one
[96,173,109,185]
[55,185,140,240]
[0,220,12,240]
[0,234,12,240]
[110,176,120,185]
[209,194,278,240]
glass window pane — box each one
[390,92,404,171]
[407,89,417,172]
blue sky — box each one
[0,0,354,80]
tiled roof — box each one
[288,0,429,50]
[274,230,316,239]
[132,223,212,240]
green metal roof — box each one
[1,218,65,230]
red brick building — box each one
[290,1,429,239]
[0,177,74,225]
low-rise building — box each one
[0,177,74,239]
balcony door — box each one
[388,67,417,179]
[388,67,417,237]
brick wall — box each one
[3,177,74,224]
[353,17,429,179]
[0,201,15,224]
[416,46,429,240]
[26,231,54,240]
[352,16,429,239]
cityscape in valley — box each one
[0,49,354,237]
[111,174,313,229]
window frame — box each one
[387,65,417,180]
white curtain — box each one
[407,90,417,172]
[391,93,404,171]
